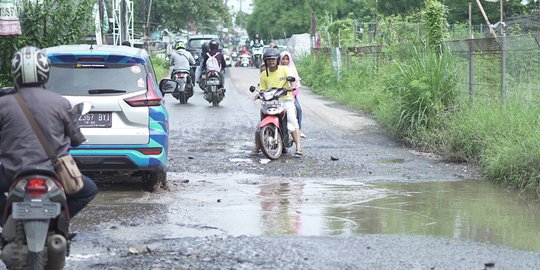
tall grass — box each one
[447,99,540,192]
[298,49,540,195]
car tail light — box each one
[124,74,162,107]
[25,178,48,197]
[136,148,162,155]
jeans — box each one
[0,164,98,223]
[294,98,303,130]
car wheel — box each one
[142,170,167,192]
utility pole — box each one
[98,0,104,44]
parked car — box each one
[44,44,172,191]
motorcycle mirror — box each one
[159,79,179,94]
[249,86,256,92]
[71,101,93,116]
[286,76,296,82]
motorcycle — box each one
[203,70,225,107]
[0,102,92,270]
[239,54,251,67]
[251,44,264,69]
[231,51,238,62]
[249,76,296,160]
[170,69,193,104]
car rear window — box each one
[45,63,147,96]
[188,39,212,49]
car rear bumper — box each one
[69,147,167,172]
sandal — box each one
[250,149,260,156]
[294,150,303,157]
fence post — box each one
[468,39,474,104]
[500,36,506,99]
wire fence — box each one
[312,31,540,104]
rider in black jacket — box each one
[0,46,98,224]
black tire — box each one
[142,170,167,192]
[211,89,219,107]
[258,124,282,160]
[179,92,187,104]
[28,251,45,270]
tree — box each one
[0,0,95,86]
[134,0,232,34]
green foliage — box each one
[421,0,448,49]
[137,0,231,33]
[0,0,95,87]
[446,100,540,193]
[327,18,356,47]
[383,48,458,139]
[150,56,169,81]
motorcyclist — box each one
[250,33,264,48]
[0,46,98,226]
[251,48,303,157]
[196,42,210,84]
[202,39,227,88]
[170,41,196,86]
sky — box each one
[226,0,253,14]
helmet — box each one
[201,42,210,54]
[11,46,50,87]
[263,47,280,62]
[209,39,219,50]
[175,41,185,50]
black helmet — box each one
[263,48,280,62]
[11,46,50,87]
[209,39,219,50]
[201,42,210,54]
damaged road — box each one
[54,67,540,270]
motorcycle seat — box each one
[13,166,59,180]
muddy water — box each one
[72,173,540,255]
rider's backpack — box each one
[206,52,221,71]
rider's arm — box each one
[62,99,86,147]
[187,52,195,65]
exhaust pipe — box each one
[46,234,67,270]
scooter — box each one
[170,69,194,104]
[203,70,225,107]
[0,102,92,270]
[239,54,251,67]
[251,44,264,69]
[249,76,296,160]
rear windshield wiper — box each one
[88,89,127,94]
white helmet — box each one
[11,46,50,87]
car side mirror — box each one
[286,76,296,82]
[159,79,179,94]
[249,86,256,92]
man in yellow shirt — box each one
[251,48,303,157]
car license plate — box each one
[12,202,61,219]
[77,112,112,128]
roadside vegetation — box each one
[151,56,169,80]
[296,0,540,195]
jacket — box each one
[0,86,86,181]
[170,49,195,71]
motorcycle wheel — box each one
[179,92,187,104]
[258,124,283,160]
[28,251,45,270]
[212,92,219,107]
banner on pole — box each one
[0,0,21,36]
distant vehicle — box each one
[44,44,172,191]
[222,48,232,67]
[186,34,220,63]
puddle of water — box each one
[72,173,540,254]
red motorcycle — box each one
[249,76,296,160]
